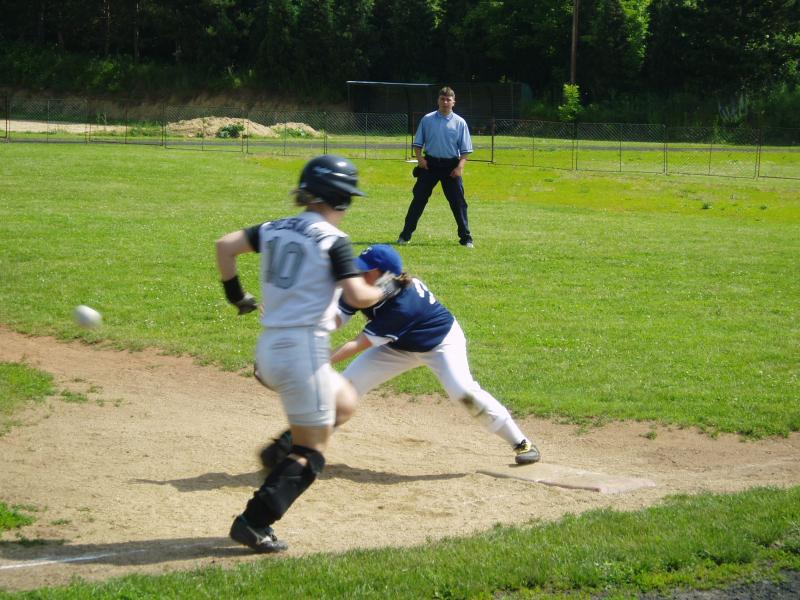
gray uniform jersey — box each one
[245,211,359,331]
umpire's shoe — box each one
[229,515,288,553]
[259,429,293,471]
[514,439,541,464]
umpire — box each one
[397,86,474,248]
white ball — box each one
[74,305,103,329]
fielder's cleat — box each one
[259,429,293,471]
[464,242,474,249]
[513,439,541,464]
[396,237,410,245]
[229,515,288,553]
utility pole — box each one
[570,0,580,84]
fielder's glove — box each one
[412,165,421,178]
[222,275,259,315]
[376,272,403,303]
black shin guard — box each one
[243,445,325,527]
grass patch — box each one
[0,487,797,598]
[0,362,55,435]
[59,390,89,404]
[0,502,36,532]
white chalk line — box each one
[0,541,222,571]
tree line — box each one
[1,0,798,124]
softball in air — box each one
[74,305,103,329]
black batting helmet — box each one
[298,155,366,211]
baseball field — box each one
[1,143,799,597]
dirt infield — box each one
[1,327,799,592]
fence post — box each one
[323,112,328,154]
[708,131,713,176]
[240,109,245,154]
[3,95,7,141]
[618,124,622,172]
[662,125,667,174]
[491,118,496,163]
[572,123,577,171]
[245,109,250,155]
[756,128,763,178]
[161,103,166,148]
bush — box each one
[216,123,244,138]
[558,83,583,123]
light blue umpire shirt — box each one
[412,110,473,159]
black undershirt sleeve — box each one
[329,236,361,280]
[243,224,262,252]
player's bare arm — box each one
[340,275,393,308]
[331,333,373,364]
[215,230,254,280]
[216,230,258,315]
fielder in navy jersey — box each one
[329,244,540,465]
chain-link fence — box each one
[758,128,800,180]
[325,112,408,160]
[2,95,799,179]
[477,116,792,179]
[87,98,164,145]
[164,105,247,152]
[7,97,89,143]
[667,126,760,178]
[243,110,326,157]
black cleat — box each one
[514,439,541,464]
[229,515,288,553]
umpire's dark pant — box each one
[399,156,472,245]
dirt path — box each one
[1,328,799,592]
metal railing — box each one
[3,96,799,180]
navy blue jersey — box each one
[339,277,454,352]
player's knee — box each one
[459,393,511,433]
[246,445,325,524]
[335,381,359,425]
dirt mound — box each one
[165,117,321,138]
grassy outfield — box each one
[1,143,799,596]
[1,143,798,437]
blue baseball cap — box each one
[356,244,404,274]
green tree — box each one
[579,0,644,100]
[646,0,800,96]
[332,0,373,83]
[368,0,436,81]
[252,0,298,90]
[439,0,572,100]
[294,0,337,91]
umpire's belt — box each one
[425,155,460,169]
